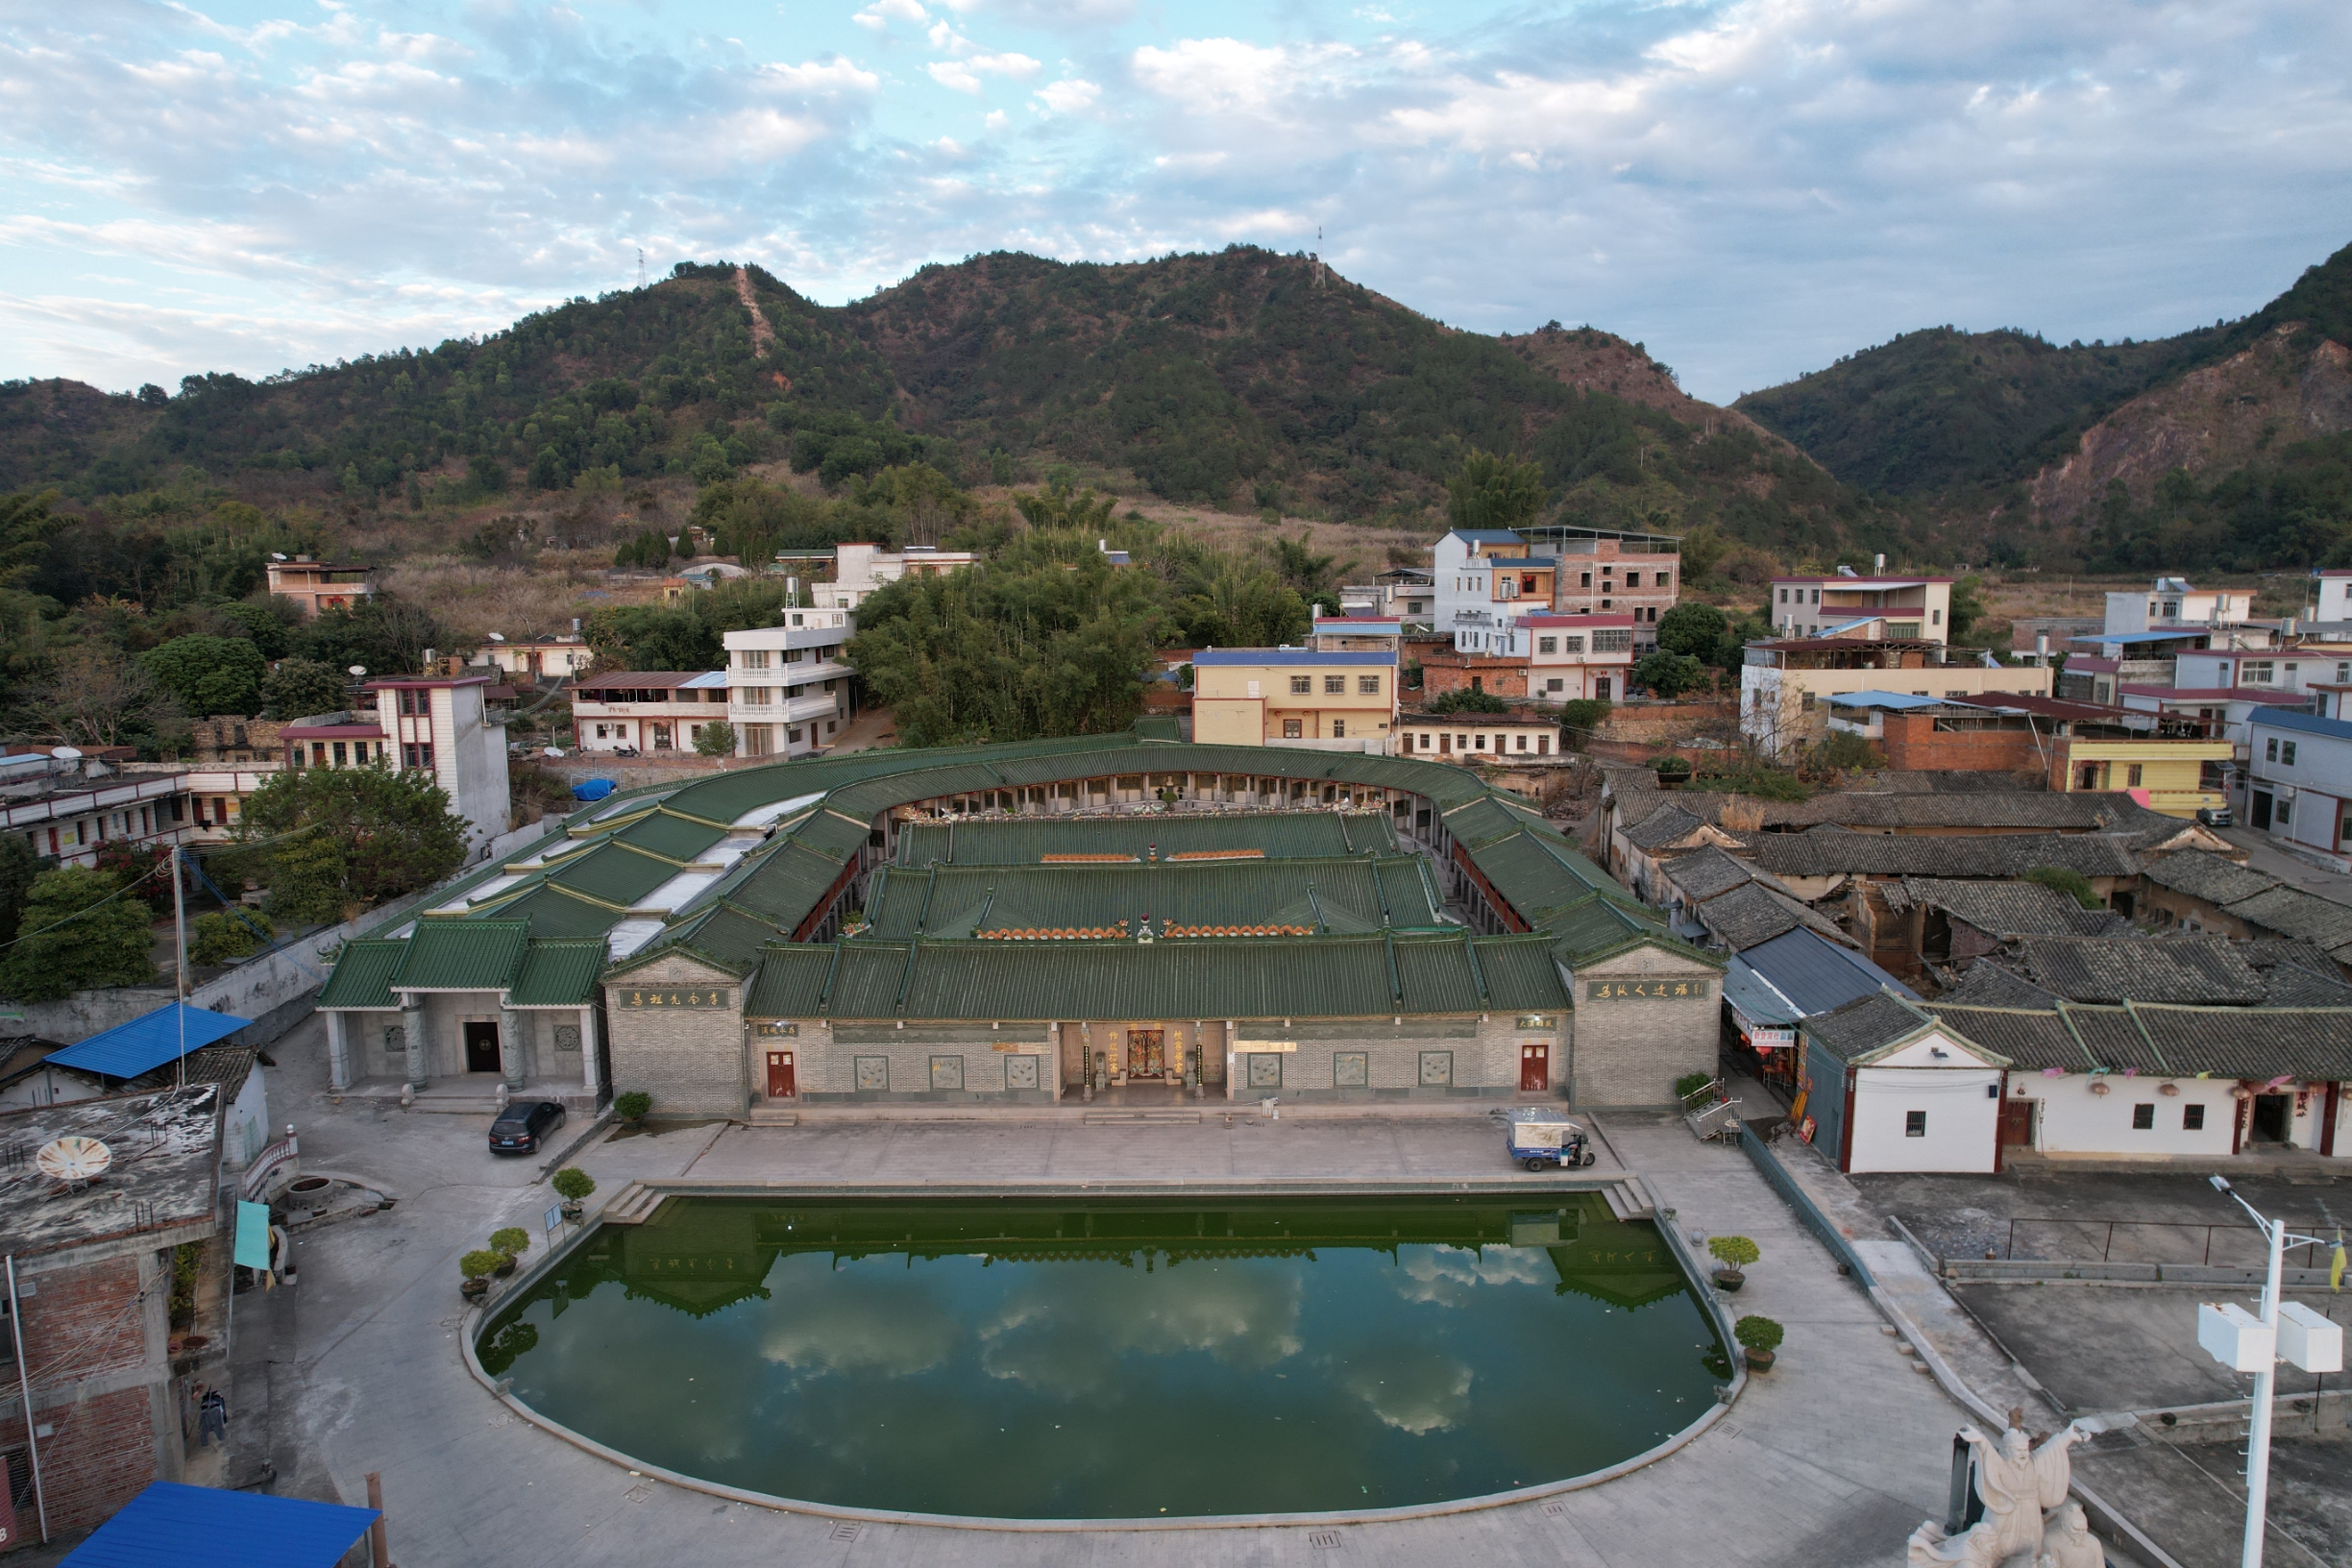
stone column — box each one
[577,1005,602,1096]
[402,997,430,1089]
[499,1007,527,1090]
[326,1012,353,1091]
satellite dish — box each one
[52,747,83,761]
[488,632,505,642]
[270,551,288,561]
[37,1136,112,1183]
[349,666,368,677]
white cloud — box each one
[1034,77,1100,114]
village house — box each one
[1767,572,1954,644]
[571,672,731,754]
[1190,649,1399,749]
[263,556,375,619]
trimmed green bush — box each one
[551,1167,596,1203]
[614,1090,651,1121]
[488,1227,530,1258]
[459,1249,503,1281]
[1734,1314,1784,1354]
[1708,1235,1761,1269]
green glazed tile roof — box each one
[861,854,1448,940]
[745,943,840,1016]
[549,844,681,908]
[316,939,405,1008]
[507,939,610,1006]
[894,811,1395,866]
[391,919,529,991]
[494,885,635,939]
[615,812,729,864]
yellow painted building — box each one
[1191,649,1399,748]
[2051,737,2234,819]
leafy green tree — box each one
[141,635,266,718]
[295,595,445,676]
[1556,698,1611,747]
[216,600,298,659]
[229,767,469,923]
[1177,565,1311,648]
[1948,574,1989,645]
[1446,449,1548,533]
[1,868,156,1001]
[583,606,720,671]
[261,658,350,720]
[1654,602,1727,662]
[693,720,738,757]
[1634,649,1707,698]
[468,454,507,494]
[190,908,274,965]
[849,531,1164,746]
[0,834,42,951]
[1427,688,1510,714]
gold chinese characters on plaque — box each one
[1585,979,1704,1001]
[619,988,734,1010]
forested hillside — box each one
[0,248,1927,564]
[1734,238,2352,572]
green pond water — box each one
[481,1194,1724,1519]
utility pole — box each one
[171,846,188,1090]
[2197,1175,2344,1568]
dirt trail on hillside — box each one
[733,266,776,358]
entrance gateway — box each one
[766,1050,796,1099]
[463,1020,500,1073]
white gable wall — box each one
[2013,1075,2239,1158]
[1849,1065,2001,1173]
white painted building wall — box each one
[1844,1034,2002,1175]
[2010,1076,2239,1159]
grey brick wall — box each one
[1218,1015,1550,1101]
[792,1021,1057,1103]
[1566,948,1722,1107]
[604,957,748,1115]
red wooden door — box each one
[766,1051,796,1098]
[1520,1042,1549,1093]
[1997,1097,2035,1147]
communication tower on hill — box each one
[637,247,647,290]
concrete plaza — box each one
[231,1014,1995,1567]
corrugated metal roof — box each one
[61,1481,378,1568]
[315,939,406,1008]
[1737,927,1916,1016]
[391,919,528,990]
[46,1003,252,1079]
[506,939,609,1006]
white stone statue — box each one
[2041,1502,2104,1568]
[1908,1417,2090,1568]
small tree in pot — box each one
[1707,1235,1759,1292]
[459,1249,502,1300]
[614,1090,651,1126]
[488,1228,530,1276]
[1735,1314,1784,1372]
[551,1166,595,1218]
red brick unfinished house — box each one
[0,1086,227,1547]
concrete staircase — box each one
[1600,1174,1658,1222]
[596,1182,669,1226]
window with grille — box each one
[1324,675,1344,694]
[1290,675,1311,695]
[1358,675,1380,695]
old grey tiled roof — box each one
[2008,935,2266,1005]
[1933,965,2062,1009]
[2226,886,2352,953]
[1922,999,2352,1078]
[2257,964,2352,1007]
[1742,832,2145,882]
[1693,882,1843,953]
[1897,878,2123,938]
[1621,804,1713,851]
[1659,844,1760,903]
[2141,849,2281,906]
[1802,990,1950,1063]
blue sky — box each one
[2,0,2347,404]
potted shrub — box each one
[614,1090,651,1127]
[488,1228,530,1276]
[1735,1314,1784,1372]
[1651,753,1693,788]
[551,1166,596,1218]
[459,1250,502,1300]
[1707,1235,1759,1293]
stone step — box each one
[596,1182,667,1226]
[1601,1176,1658,1223]
[1082,1111,1202,1124]
[745,1109,799,1127]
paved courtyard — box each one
[224,1017,2028,1566]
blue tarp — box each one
[45,1003,251,1081]
[571,778,618,801]
[63,1482,378,1568]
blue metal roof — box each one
[1193,649,1399,666]
[2248,706,2352,742]
[1825,691,1948,710]
[46,1003,252,1080]
[1735,927,1917,1017]
[64,1482,379,1568]
[1447,529,1524,545]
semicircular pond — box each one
[479,1194,1725,1519]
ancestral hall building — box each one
[317,733,1723,1114]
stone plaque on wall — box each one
[616,986,734,1010]
[1005,1055,1040,1090]
[1584,979,1706,1001]
[553,1025,581,1052]
[1334,1052,1369,1088]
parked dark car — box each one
[488,1099,567,1155]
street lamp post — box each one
[2197,1175,2344,1568]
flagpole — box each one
[172,847,187,1091]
